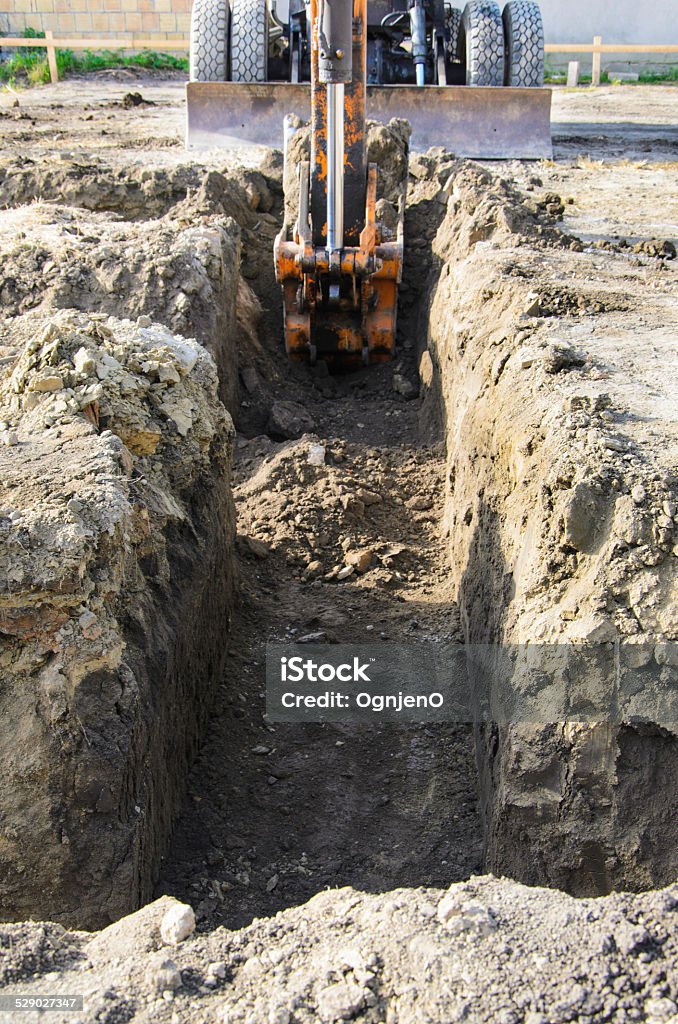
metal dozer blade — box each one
[187,80,552,160]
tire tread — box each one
[190,0,229,82]
[459,1,504,87]
[503,0,544,86]
[230,0,268,82]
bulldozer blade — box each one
[186,82,552,159]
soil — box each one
[0,75,676,1021]
[2,881,678,1024]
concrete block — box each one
[611,71,640,82]
[72,11,93,31]
[55,12,75,32]
[141,11,159,30]
[567,61,580,87]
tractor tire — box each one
[458,1,504,87]
[230,0,269,82]
[446,6,462,58]
[503,0,544,86]
[189,0,230,82]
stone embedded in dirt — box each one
[543,341,587,374]
[337,565,355,581]
[407,494,434,511]
[437,895,497,936]
[73,346,96,375]
[522,292,542,317]
[345,548,374,574]
[239,534,271,559]
[154,958,182,992]
[633,238,676,260]
[208,961,227,981]
[340,494,365,517]
[419,349,434,389]
[160,902,196,945]
[86,895,181,965]
[644,997,678,1020]
[267,400,316,440]
[30,373,64,392]
[632,484,647,505]
[317,978,366,1022]
[308,443,326,466]
[392,372,417,399]
[159,395,194,436]
[356,487,382,506]
[561,481,604,553]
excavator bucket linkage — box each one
[274,161,402,365]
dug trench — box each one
[0,132,676,945]
[156,145,678,924]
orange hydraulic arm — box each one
[274,0,403,366]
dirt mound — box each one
[0,157,200,220]
[235,435,447,590]
[3,879,678,1023]
[0,201,246,413]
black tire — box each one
[189,0,230,82]
[446,6,462,58]
[458,1,504,87]
[503,0,544,86]
[230,0,269,82]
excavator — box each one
[186,0,550,364]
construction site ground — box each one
[0,76,676,1024]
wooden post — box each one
[592,35,602,86]
[45,29,59,83]
[567,60,580,87]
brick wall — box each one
[2,0,191,45]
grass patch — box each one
[545,58,678,87]
[638,66,678,83]
[0,28,187,86]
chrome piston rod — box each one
[326,82,345,253]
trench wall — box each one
[0,309,238,928]
[419,161,678,893]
